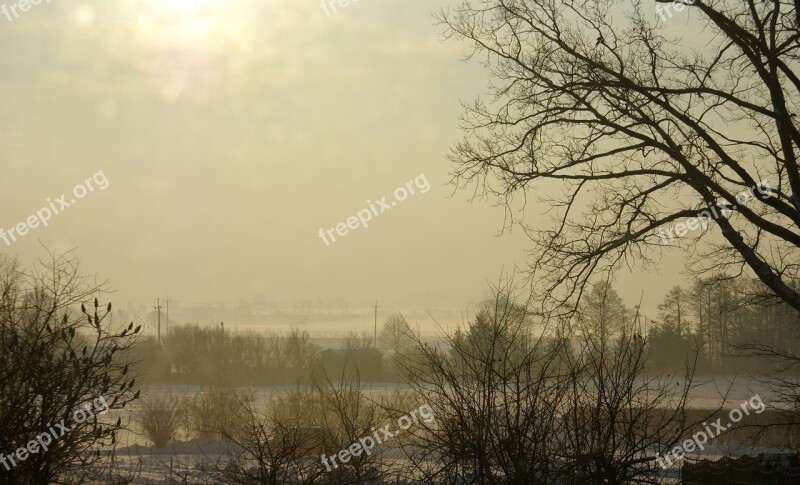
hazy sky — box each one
[0,0,695,330]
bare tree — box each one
[400,280,706,484]
[312,372,386,484]
[441,0,800,314]
[657,285,691,337]
[211,375,389,485]
[342,331,375,351]
[286,328,320,382]
[557,330,700,484]
[399,282,564,483]
[188,388,247,441]
[0,252,141,484]
[577,281,629,345]
[136,395,185,448]
[379,313,414,354]
[210,390,327,485]
[380,313,415,380]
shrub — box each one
[137,395,184,448]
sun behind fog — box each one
[160,0,219,13]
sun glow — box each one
[136,0,227,43]
[158,0,220,14]
[100,0,305,102]
[119,0,302,51]
[108,0,252,101]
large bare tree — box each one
[442,0,800,313]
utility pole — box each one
[373,300,379,348]
[155,298,162,346]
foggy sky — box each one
[0,0,697,331]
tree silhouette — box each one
[0,252,140,484]
[442,0,800,314]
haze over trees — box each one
[2,259,799,483]
[2,1,800,484]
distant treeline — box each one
[129,274,800,386]
[649,275,800,374]
[128,275,800,386]
[131,325,396,386]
